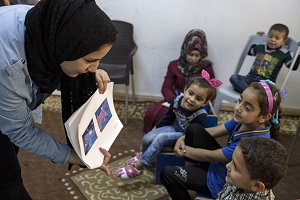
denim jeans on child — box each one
[139,94,206,166]
[140,125,184,166]
[230,72,264,93]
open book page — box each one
[64,82,123,169]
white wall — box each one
[96,0,300,109]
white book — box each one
[64,82,123,169]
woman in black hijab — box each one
[0,0,118,199]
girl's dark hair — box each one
[239,137,288,189]
[248,82,281,140]
[185,77,215,102]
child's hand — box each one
[257,31,265,36]
[99,147,111,176]
[174,136,186,157]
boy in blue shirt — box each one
[216,137,288,200]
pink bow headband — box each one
[201,69,223,88]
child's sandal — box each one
[114,163,143,179]
[127,152,143,164]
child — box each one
[115,70,222,179]
[217,137,288,199]
[160,81,282,199]
[230,23,300,93]
[143,29,216,133]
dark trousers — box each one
[160,124,221,200]
[0,132,31,200]
[229,73,263,93]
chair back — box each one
[280,37,300,91]
[234,34,267,74]
[213,34,300,114]
[235,34,300,91]
[101,20,138,66]
[98,20,138,125]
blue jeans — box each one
[229,73,264,93]
[140,126,184,166]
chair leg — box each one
[124,85,129,125]
[131,75,136,104]
[288,120,300,164]
[213,95,222,115]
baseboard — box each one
[51,91,300,116]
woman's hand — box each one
[96,69,110,94]
[68,147,111,176]
[174,136,186,157]
[99,147,112,176]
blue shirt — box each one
[207,119,271,198]
[0,5,70,164]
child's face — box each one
[233,87,266,130]
[266,30,287,50]
[186,50,201,65]
[180,84,208,111]
[225,145,257,192]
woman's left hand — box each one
[99,147,112,176]
[96,69,110,94]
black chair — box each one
[99,20,138,125]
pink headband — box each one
[201,70,222,88]
[259,82,273,113]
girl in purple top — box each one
[160,81,282,199]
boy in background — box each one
[230,23,300,93]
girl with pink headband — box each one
[160,81,282,199]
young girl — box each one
[115,70,222,179]
[143,29,216,133]
[160,80,282,199]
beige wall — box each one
[96,0,300,110]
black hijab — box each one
[25,0,118,158]
[25,0,118,94]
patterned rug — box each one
[42,95,299,200]
[70,156,167,200]
[43,95,299,135]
